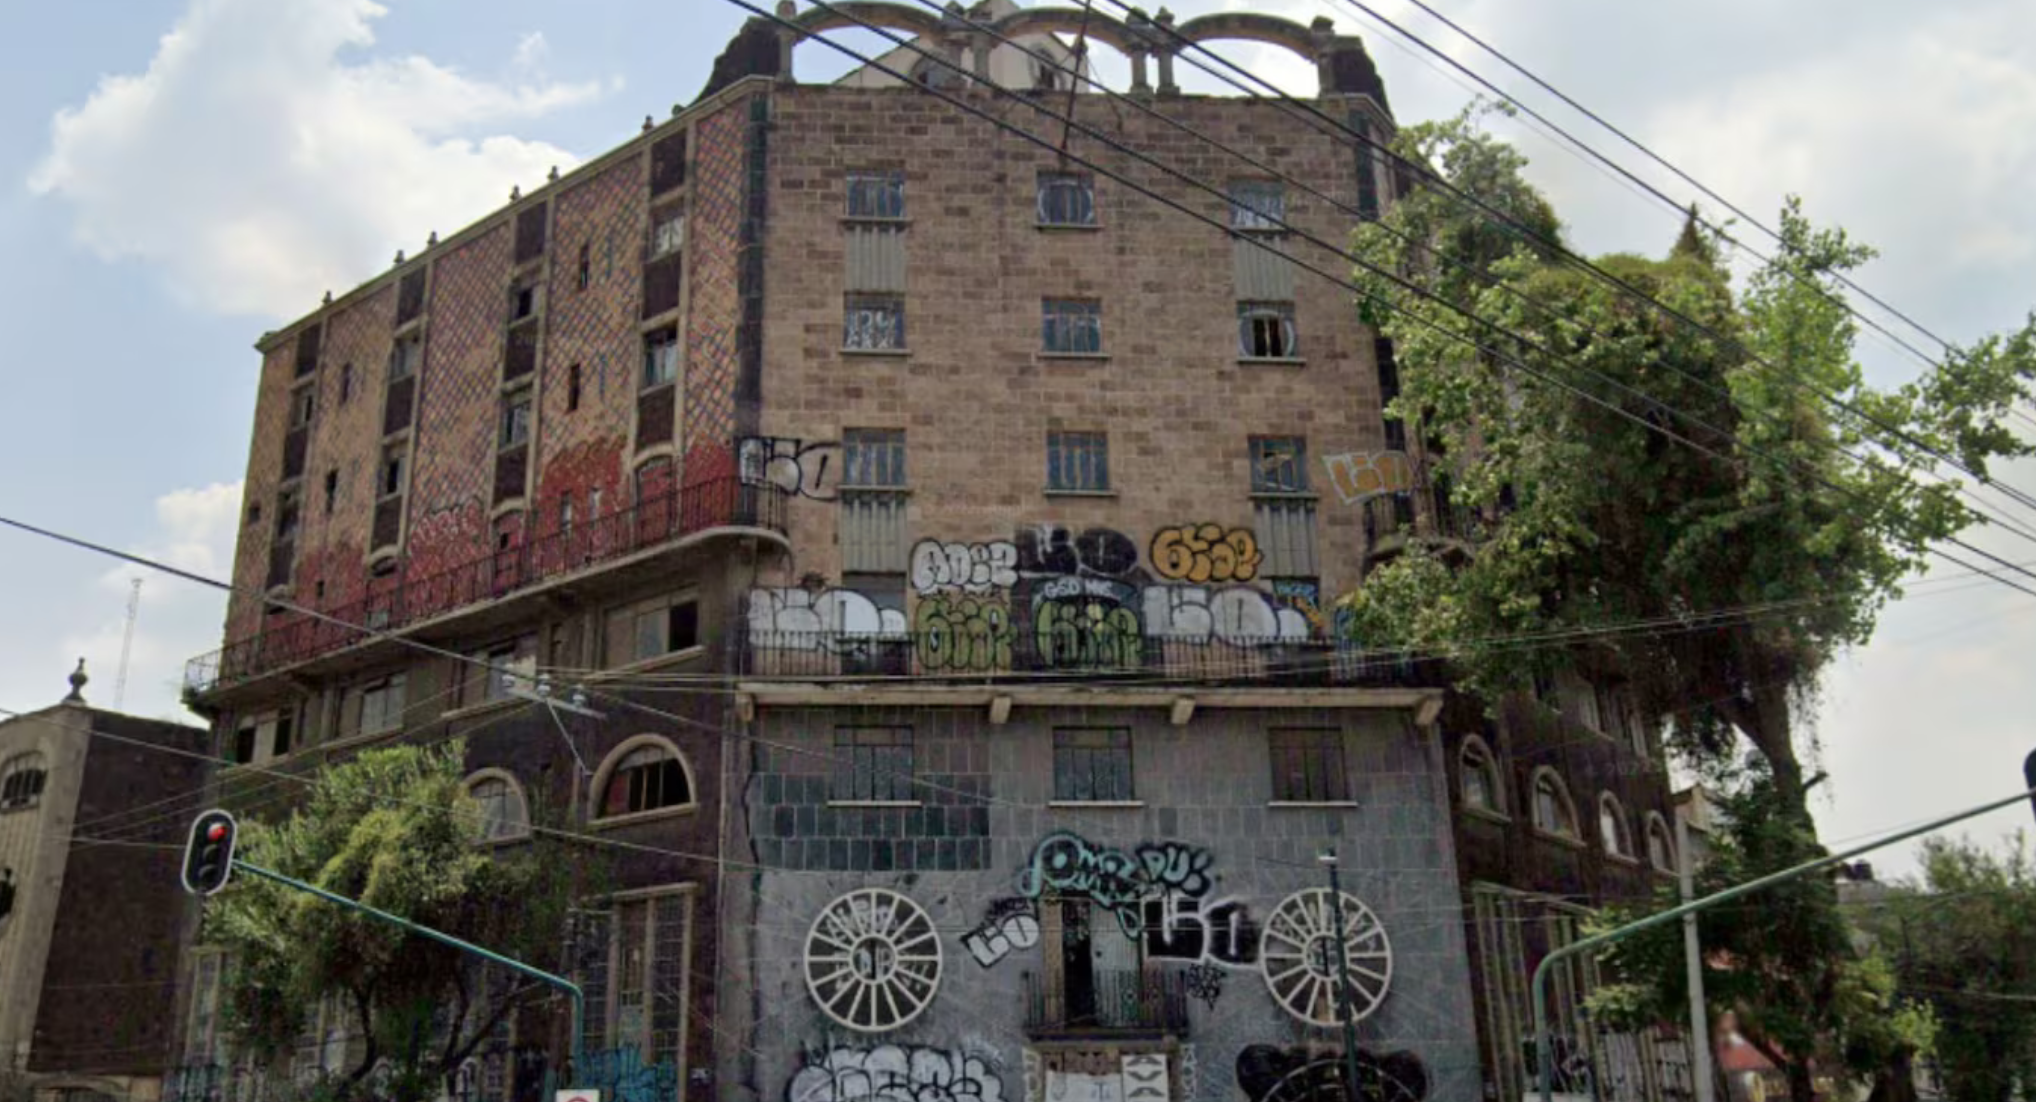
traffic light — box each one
[181,809,238,896]
[2025,749,2036,827]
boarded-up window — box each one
[372,497,403,549]
[504,322,539,382]
[514,205,548,264]
[643,254,683,318]
[650,132,687,195]
[844,225,906,293]
[396,269,427,325]
[294,324,323,377]
[636,383,675,449]
[1268,728,1348,802]
[1254,499,1318,578]
[841,493,907,573]
[495,444,529,505]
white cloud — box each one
[27,0,612,319]
[60,482,242,724]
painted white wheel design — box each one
[804,888,943,1032]
[1260,888,1393,1026]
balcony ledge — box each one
[736,682,1441,714]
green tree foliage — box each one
[1339,103,2036,816]
[1861,835,2036,1101]
[203,741,601,1100]
[1585,767,1938,1101]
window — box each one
[846,172,906,219]
[833,727,914,803]
[651,210,685,259]
[1,753,47,810]
[290,387,315,429]
[597,739,694,818]
[591,892,692,1072]
[605,592,701,667]
[590,487,604,517]
[577,242,592,291]
[510,282,539,322]
[642,326,679,389]
[1041,299,1103,354]
[501,392,531,448]
[1375,336,1405,453]
[1255,496,1318,579]
[1250,436,1309,493]
[247,502,261,527]
[461,635,537,707]
[391,335,422,380]
[380,445,407,498]
[184,952,226,1062]
[275,489,301,543]
[1268,728,1349,803]
[1053,728,1133,802]
[1646,813,1676,873]
[339,364,354,404]
[842,429,906,488]
[1229,180,1286,230]
[1459,736,1501,814]
[464,772,530,841]
[323,469,339,515]
[1046,430,1110,492]
[560,496,575,534]
[844,294,905,351]
[1240,302,1298,358]
[1598,793,1633,858]
[1531,768,1579,840]
[1037,172,1096,226]
[567,363,582,412]
[355,673,407,737]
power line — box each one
[759,0,2036,602]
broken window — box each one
[1239,302,1298,358]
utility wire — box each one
[1093,0,2036,529]
[756,0,2036,601]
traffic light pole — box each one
[231,858,586,1081]
[1533,781,2036,1102]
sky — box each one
[1,0,2033,878]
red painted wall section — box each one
[408,223,512,583]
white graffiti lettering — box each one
[749,587,906,647]
[739,436,842,500]
[1141,586,1310,645]
[961,907,1040,968]
[789,1045,1004,1102]
[910,539,1018,595]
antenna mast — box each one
[114,577,142,711]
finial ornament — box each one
[63,659,88,704]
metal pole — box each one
[232,858,585,1080]
[1535,783,2036,1102]
[1678,814,1716,1102]
[1321,849,1366,1102]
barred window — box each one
[1268,728,1348,803]
[1250,436,1309,493]
[844,295,906,351]
[1229,180,1286,230]
[1047,431,1110,492]
[1240,301,1298,358]
[833,727,915,803]
[0,753,47,810]
[1037,172,1096,226]
[1042,299,1103,354]
[846,172,907,219]
[1053,728,1133,802]
[843,429,906,488]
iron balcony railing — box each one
[1361,480,1489,554]
[186,475,786,697]
[738,626,1449,689]
[1022,968,1190,1035]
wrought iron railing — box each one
[738,627,1448,688]
[1361,482,1489,553]
[1022,968,1190,1034]
[185,475,786,697]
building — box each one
[174,3,1681,1101]
[0,664,208,1102]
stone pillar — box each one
[1129,48,1150,94]
[775,1,798,83]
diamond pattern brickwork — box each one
[407,222,512,581]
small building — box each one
[0,665,208,1102]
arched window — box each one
[1646,812,1677,873]
[1,753,47,811]
[462,769,529,842]
[1529,768,1578,840]
[593,736,696,821]
[1458,736,1502,815]
[1598,793,1633,859]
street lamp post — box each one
[1319,848,1366,1102]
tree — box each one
[1585,764,1937,1101]
[203,741,601,1101]
[1338,103,2036,822]
[1862,835,2036,1101]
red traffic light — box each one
[207,822,228,842]
[182,810,239,897]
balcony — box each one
[1023,969,1189,1036]
[185,475,787,699]
[738,625,1447,689]
[1361,480,1489,563]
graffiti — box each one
[1023,1051,1043,1102]
[1519,1037,1594,1097]
[1015,524,1142,579]
[961,899,1040,968]
[1176,1046,1197,1102]
[915,594,1014,673]
[788,1045,1004,1102]
[1270,578,1326,631]
[1142,586,1310,644]
[739,436,841,500]
[1120,1054,1168,1102]
[749,587,906,644]
[1237,1045,1429,1102]
[1033,591,1143,670]
[1046,1071,1123,1101]
[1144,895,1259,966]
[1150,524,1262,584]
[1015,833,1214,936]
[911,539,1019,594]
[1323,450,1415,505]
[1182,962,1225,1008]
[578,1047,678,1102]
